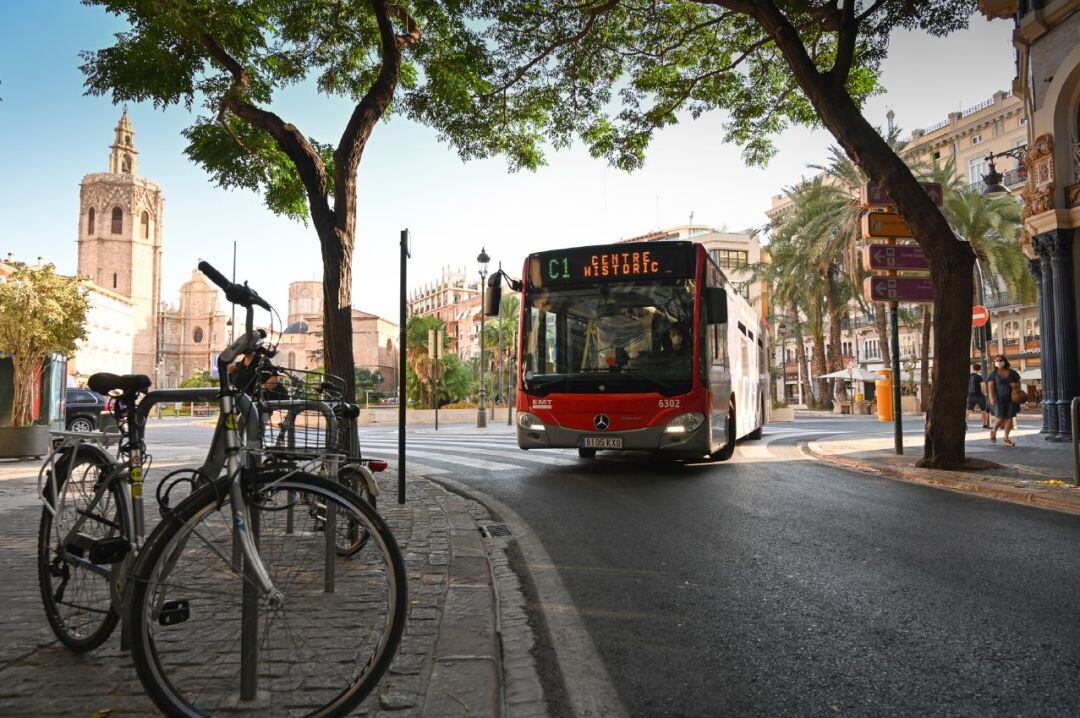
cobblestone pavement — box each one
[0,460,547,717]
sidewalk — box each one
[804,422,1080,515]
[0,465,546,717]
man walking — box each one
[967,362,989,429]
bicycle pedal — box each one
[158,599,190,626]
[89,536,131,564]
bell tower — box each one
[77,109,164,377]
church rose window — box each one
[193,327,204,344]
[88,208,95,234]
[111,207,123,234]
[141,211,150,239]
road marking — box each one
[381,459,449,476]
[373,447,520,471]
[361,439,578,467]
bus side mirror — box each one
[484,275,502,316]
[705,287,727,324]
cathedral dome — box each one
[284,320,309,335]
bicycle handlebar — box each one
[198,260,271,311]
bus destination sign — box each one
[529,243,694,287]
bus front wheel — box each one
[711,404,736,461]
[578,447,597,458]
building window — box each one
[710,249,749,269]
[1004,320,1020,344]
[121,154,132,173]
[970,134,982,145]
[193,327,204,343]
[141,211,150,239]
[968,156,989,186]
[931,151,941,160]
[111,207,123,234]
[287,352,296,369]
[87,208,95,234]
[1019,116,1028,126]
[112,272,117,289]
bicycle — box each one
[38,261,407,717]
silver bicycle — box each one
[37,261,407,717]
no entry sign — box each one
[863,276,934,304]
[971,304,989,328]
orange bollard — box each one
[876,369,894,422]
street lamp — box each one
[775,321,787,403]
[476,247,490,428]
[980,146,1027,198]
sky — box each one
[0,4,1017,321]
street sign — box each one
[861,211,915,238]
[971,304,989,328]
[861,244,929,270]
[860,181,943,208]
[863,276,934,303]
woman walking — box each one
[987,354,1022,446]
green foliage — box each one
[404,314,477,407]
[180,370,215,388]
[0,264,90,426]
[444,1,975,169]
[355,367,384,402]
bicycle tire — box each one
[129,469,407,718]
[335,465,376,557]
[37,447,129,652]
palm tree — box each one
[943,188,1033,304]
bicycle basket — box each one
[255,368,347,460]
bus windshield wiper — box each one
[613,365,679,395]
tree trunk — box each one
[756,6,975,467]
[826,278,844,403]
[790,301,812,406]
[920,306,932,412]
[812,336,828,409]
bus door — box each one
[706,265,732,447]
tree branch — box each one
[827,0,858,87]
[480,0,620,99]
[197,32,333,227]
[333,0,409,229]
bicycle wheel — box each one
[335,465,376,557]
[37,448,128,651]
[129,469,407,718]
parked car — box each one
[65,388,109,432]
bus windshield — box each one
[522,279,696,396]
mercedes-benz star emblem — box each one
[594,414,610,431]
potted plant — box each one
[0,264,89,458]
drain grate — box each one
[479,523,512,538]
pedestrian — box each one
[966,362,989,429]
[987,354,1022,446]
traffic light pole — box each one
[891,300,903,455]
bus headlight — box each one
[664,412,705,434]
[518,412,545,431]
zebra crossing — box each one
[355,425,831,476]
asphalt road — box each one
[125,418,1080,716]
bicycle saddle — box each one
[88,372,152,396]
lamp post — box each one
[496,262,503,422]
[476,247,489,428]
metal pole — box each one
[398,230,409,505]
[434,331,440,431]
[1072,396,1079,486]
[231,240,237,343]
[477,269,487,428]
[497,266,504,422]
[507,310,514,426]
[891,301,903,455]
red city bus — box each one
[502,241,767,460]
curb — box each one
[425,478,550,718]
[802,442,1080,516]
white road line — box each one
[370,447,521,471]
[362,440,577,467]
[381,459,449,476]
